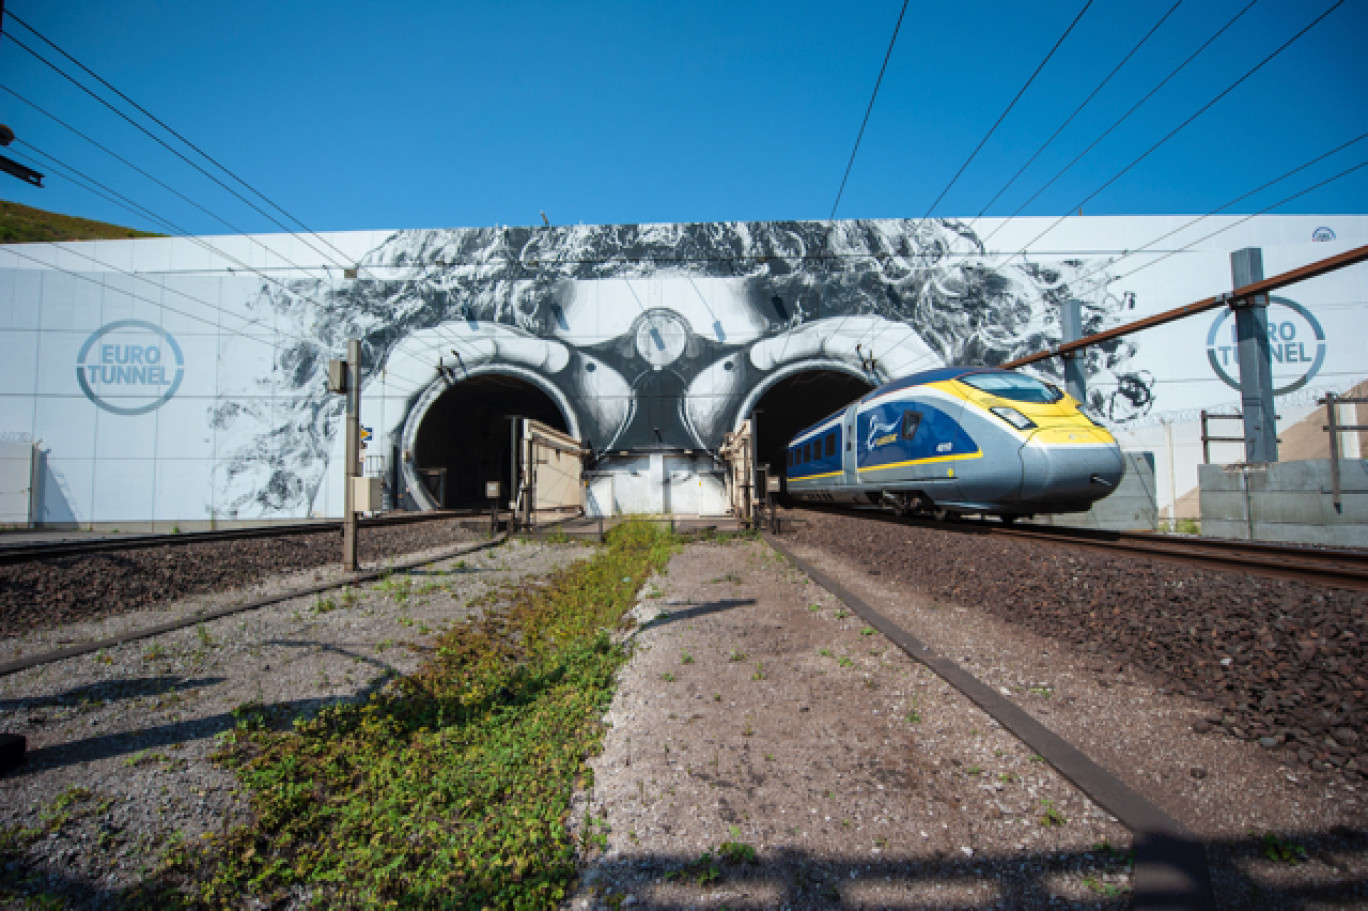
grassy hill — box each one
[0,200,163,243]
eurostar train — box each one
[784,366,1124,521]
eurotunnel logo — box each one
[1205,296,1325,395]
[76,320,185,415]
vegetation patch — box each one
[142,522,676,909]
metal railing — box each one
[1199,410,1284,465]
[1199,411,1244,464]
[1323,394,1368,513]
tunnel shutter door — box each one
[515,419,587,527]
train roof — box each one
[860,365,1005,401]
[786,366,1014,446]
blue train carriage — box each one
[785,367,1124,521]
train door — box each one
[842,405,859,485]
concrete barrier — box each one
[1199,459,1368,546]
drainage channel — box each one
[765,532,1215,911]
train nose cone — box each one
[1019,438,1125,509]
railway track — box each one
[787,503,1368,591]
[0,509,486,565]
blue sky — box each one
[1,0,1365,236]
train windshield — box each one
[958,372,1063,404]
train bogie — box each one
[785,367,1123,519]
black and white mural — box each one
[1,214,1361,522]
[215,218,1147,515]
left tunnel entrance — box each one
[410,374,570,509]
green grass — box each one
[0,200,163,244]
[142,521,677,909]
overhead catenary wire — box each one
[1,30,353,273]
[0,244,290,350]
[1068,131,1368,295]
[851,130,1368,361]
[1,84,334,284]
[978,0,1260,249]
[993,0,1346,271]
[9,139,351,326]
[914,0,1094,228]
[4,11,359,273]
[829,0,910,221]
[1104,157,1368,287]
[966,0,1184,231]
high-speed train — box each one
[784,366,1124,521]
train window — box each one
[803,443,812,463]
[959,371,1063,404]
[824,433,835,458]
[901,411,922,440]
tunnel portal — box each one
[751,370,873,483]
[410,374,569,509]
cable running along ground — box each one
[830,0,910,220]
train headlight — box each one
[990,406,1036,431]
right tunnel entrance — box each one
[750,369,874,483]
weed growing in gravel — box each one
[818,647,832,658]
[717,829,757,864]
[1261,833,1308,864]
[751,662,766,681]
[680,651,693,665]
[860,626,875,636]
[838,656,854,668]
[966,765,983,777]
[144,521,678,908]
[195,624,213,647]
[1083,876,1126,897]
[808,603,821,613]
[1028,685,1053,698]
[833,608,849,620]
[905,710,923,724]
[1038,799,1067,827]
[729,650,747,662]
[142,644,167,662]
[661,672,676,682]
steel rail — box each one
[765,533,1215,910]
[0,510,484,565]
[1001,243,1368,369]
[787,503,1368,591]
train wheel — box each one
[932,507,949,521]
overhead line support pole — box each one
[1230,248,1277,463]
[343,339,361,572]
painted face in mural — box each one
[210,218,1148,515]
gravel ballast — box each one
[0,537,587,908]
[784,510,1367,783]
[0,517,484,640]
